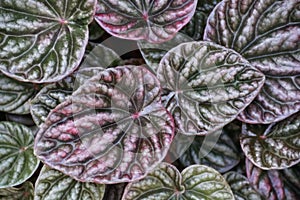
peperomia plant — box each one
[0,0,299,199]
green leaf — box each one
[224,172,263,200]
[0,0,96,83]
[241,112,300,170]
[0,181,34,200]
[35,166,105,200]
[157,41,265,135]
[122,162,234,200]
[0,122,39,188]
[0,73,36,114]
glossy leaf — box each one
[241,112,300,170]
[246,159,300,200]
[0,73,36,114]
[95,0,197,43]
[0,122,39,188]
[178,128,240,173]
[35,166,105,200]
[204,0,300,123]
[224,171,263,200]
[181,0,222,40]
[122,162,234,200]
[157,41,265,135]
[0,181,34,200]
[0,0,96,83]
[34,65,175,184]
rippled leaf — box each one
[246,159,300,200]
[241,112,300,170]
[0,73,36,114]
[181,0,221,40]
[157,41,265,135]
[0,0,96,83]
[95,0,197,43]
[178,128,240,173]
[34,65,174,184]
[224,171,263,200]
[204,0,300,123]
[0,122,39,188]
[122,162,234,200]
[0,181,34,200]
[35,166,105,200]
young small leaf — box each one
[95,0,197,43]
[35,166,105,200]
[204,0,300,123]
[0,181,34,200]
[157,41,265,135]
[122,162,234,200]
[0,122,39,188]
[0,0,96,83]
[241,112,300,170]
[34,65,175,184]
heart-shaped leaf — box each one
[122,162,234,199]
[204,0,300,123]
[0,181,34,200]
[246,159,300,200]
[34,65,175,184]
[95,0,197,43]
[0,0,96,83]
[241,112,300,170]
[178,128,240,173]
[35,165,105,200]
[224,171,263,200]
[0,122,39,188]
[157,41,265,135]
[180,0,222,41]
[0,73,36,114]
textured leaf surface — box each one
[35,166,105,200]
[204,0,300,123]
[157,41,265,135]
[224,172,263,200]
[122,162,234,200]
[246,159,300,200]
[0,122,39,188]
[241,112,300,170]
[0,181,34,200]
[0,0,95,83]
[95,0,197,43]
[34,65,174,184]
[178,128,240,173]
[0,73,36,114]
[180,0,221,40]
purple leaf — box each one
[34,65,175,184]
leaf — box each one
[240,112,300,170]
[180,0,222,41]
[246,159,300,200]
[138,33,192,72]
[89,19,105,41]
[224,171,263,200]
[0,181,34,200]
[0,122,39,188]
[157,41,265,135]
[0,0,96,83]
[95,0,197,43]
[204,0,300,123]
[122,162,234,200]
[34,166,105,200]
[178,128,240,173]
[34,65,175,184]
[0,73,36,114]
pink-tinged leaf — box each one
[34,65,175,184]
[204,0,300,124]
[95,0,197,43]
[157,41,265,135]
